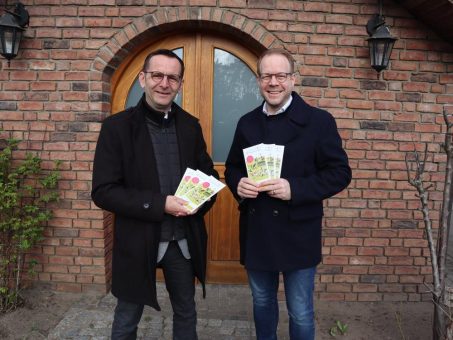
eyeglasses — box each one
[258,72,293,83]
[143,71,182,85]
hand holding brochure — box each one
[175,168,225,212]
[243,143,284,182]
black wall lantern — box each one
[366,0,397,73]
[0,2,29,61]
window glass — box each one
[212,49,261,162]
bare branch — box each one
[407,106,453,339]
[438,108,453,306]
[406,146,441,296]
[443,110,453,130]
[432,298,453,322]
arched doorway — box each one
[111,32,262,283]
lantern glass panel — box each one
[369,38,395,72]
[0,26,20,56]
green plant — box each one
[329,320,348,337]
[395,309,407,340]
[0,138,60,313]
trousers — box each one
[111,241,197,340]
[247,266,316,340]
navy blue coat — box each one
[225,92,351,271]
[91,97,218,309]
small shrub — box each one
[329,320,348,337]
[0,138,60,313]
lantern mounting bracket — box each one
[366,14,385,37]
[4,2,30,29]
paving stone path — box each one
[48,284,265,339]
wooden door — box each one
[111,33,262,283]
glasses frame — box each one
[143,71,182,86]
[258,72,294,84]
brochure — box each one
[273,144,284,179]
[175,168,199,197]
[243,143,284,181]
[243,144,271,183]
[175,168,225,212]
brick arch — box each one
[89,6,282,118]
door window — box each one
[212,48,261,162]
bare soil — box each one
[315,299,433,340]
[0,286,96,340]
[0,285,433,339]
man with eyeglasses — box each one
[225,48,351,340]
[92,49,218,340]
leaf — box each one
[329,326,338,337]
[336,320,348,334]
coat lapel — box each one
[287,92,312,127]
[245,93,312,146]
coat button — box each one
[272,209,279,216]
[143,203,150,209]
[250,208,255,215]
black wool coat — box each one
[225,92,351,271]
[91,97,218,310]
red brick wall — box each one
[0,0,452,301]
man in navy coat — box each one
[225,48,351,340]
[92,49,218,340]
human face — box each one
[138,54,183,113]
[257,54,295,114]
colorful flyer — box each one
[273,145,284,179]
[243,143,285,181]
[243,144,271,183]
[264,143,276,179]
[175,169,225,213]
[175,168,198,197]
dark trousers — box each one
[111,241,197,340]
